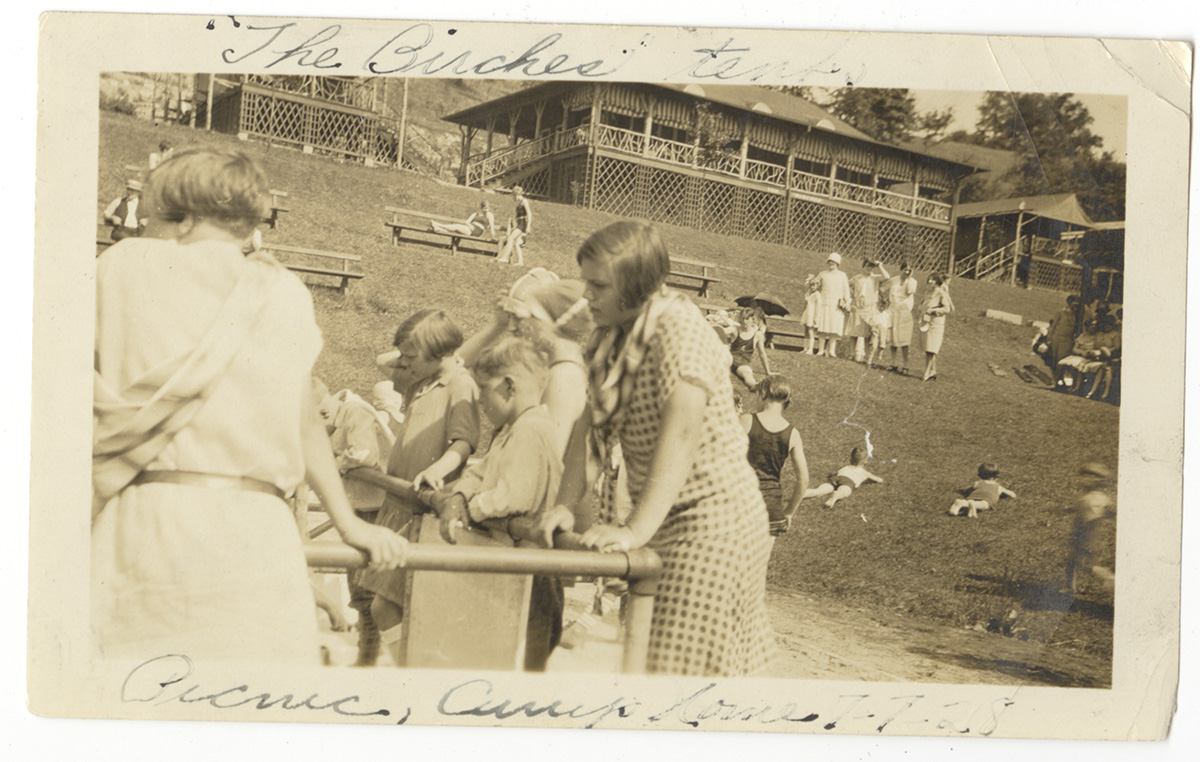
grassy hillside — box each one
[98,109,1119,686]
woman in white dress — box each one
[92,147,406,663]
[814,252,852,358]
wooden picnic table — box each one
[667,256,721,298]
[384,205,500,257]
[264,242,363,294]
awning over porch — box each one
[955,193,1097,229]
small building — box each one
[442,83,984,272]
[951,193,1112,293]
[208,74,401,166]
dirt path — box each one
[319,582,1109,687]
[764,589,1110,686]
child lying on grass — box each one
[948,462,1016,518]
[803,446,882,508]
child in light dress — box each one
[801,274,822,354]
[866,293,891,369]
[803,446,883,508]
[948,462,1016,518]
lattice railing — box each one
[914,197,952,223]
[647,134,696,165]
[592,156,639,218]
[596,124,646,155]
[700,180,739,237]
[746,158,787,186]
[697,150,742,176]
[238,89,397,165]
[908,226,950,272]
[466,133,557,186]
[243,75,378,110]
[640,166,690,225]
[790,169,833,198]
[1028,256,1083,293]
[742,187,785,243]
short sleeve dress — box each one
[92,238,324,663]
[602,298,775,676]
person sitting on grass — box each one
[729,305,772,390]
[430,200,498,239]
[803,446,882,508]
[948,462,1017,518]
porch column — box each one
[738,121,749,178]
[533,101,545,141]
[486,116,496,155]
[642,106,653,157]
[508,106,522,145]
[782,143,796,246]
[1010,211,1025,286]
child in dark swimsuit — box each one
[740,375,808,539]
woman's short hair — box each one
[576,221,670,311]
[978,462,1000,480]
[756,374,791,406]
[144,146,269,238]
[475,336,549,383]
[928,272,947,286]
[392,309,463,360]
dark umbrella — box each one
[734,292,790,317]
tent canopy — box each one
[955,193,1096,229]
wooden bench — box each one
[384,205,499,257]
[264,243,363,294]
[263,189,290,230]
[668,256,721,298]
[765,316,810,351]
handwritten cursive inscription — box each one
[438,678,641,729]
[365,24,629,77]
[122,655,405,722]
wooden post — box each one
[533,101,545,142]
[642,104,653,157]
[782,143,796,246]
[150,74,160,121]
[738,120,749,178]
[508,106,521,145]
[205,74,214,131]
[486,115,496,155]
[946,177,963,274]
[692,106,701,167]
[397,78,409,170]
[585,84,602,207]
[1010,211,1025,286]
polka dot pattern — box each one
[604,299,775,676]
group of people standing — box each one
[92,146,775,677]
[802,253,953,381]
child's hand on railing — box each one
[341,520,407,570]
[438,493,469,544]
[537,505,575,548]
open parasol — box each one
[734,292,790,317]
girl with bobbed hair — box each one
[92,146,406,663]
[540,220,776,677]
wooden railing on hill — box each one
[463,124,952,224]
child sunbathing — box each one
[803,446,882,508]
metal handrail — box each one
[307,468,662,673]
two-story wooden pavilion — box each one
[443,83,984,272]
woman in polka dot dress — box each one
[542,221,776,676]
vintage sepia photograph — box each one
[24,7,1192,758]
[92,71,1125,684]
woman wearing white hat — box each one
[813,252,851,358]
